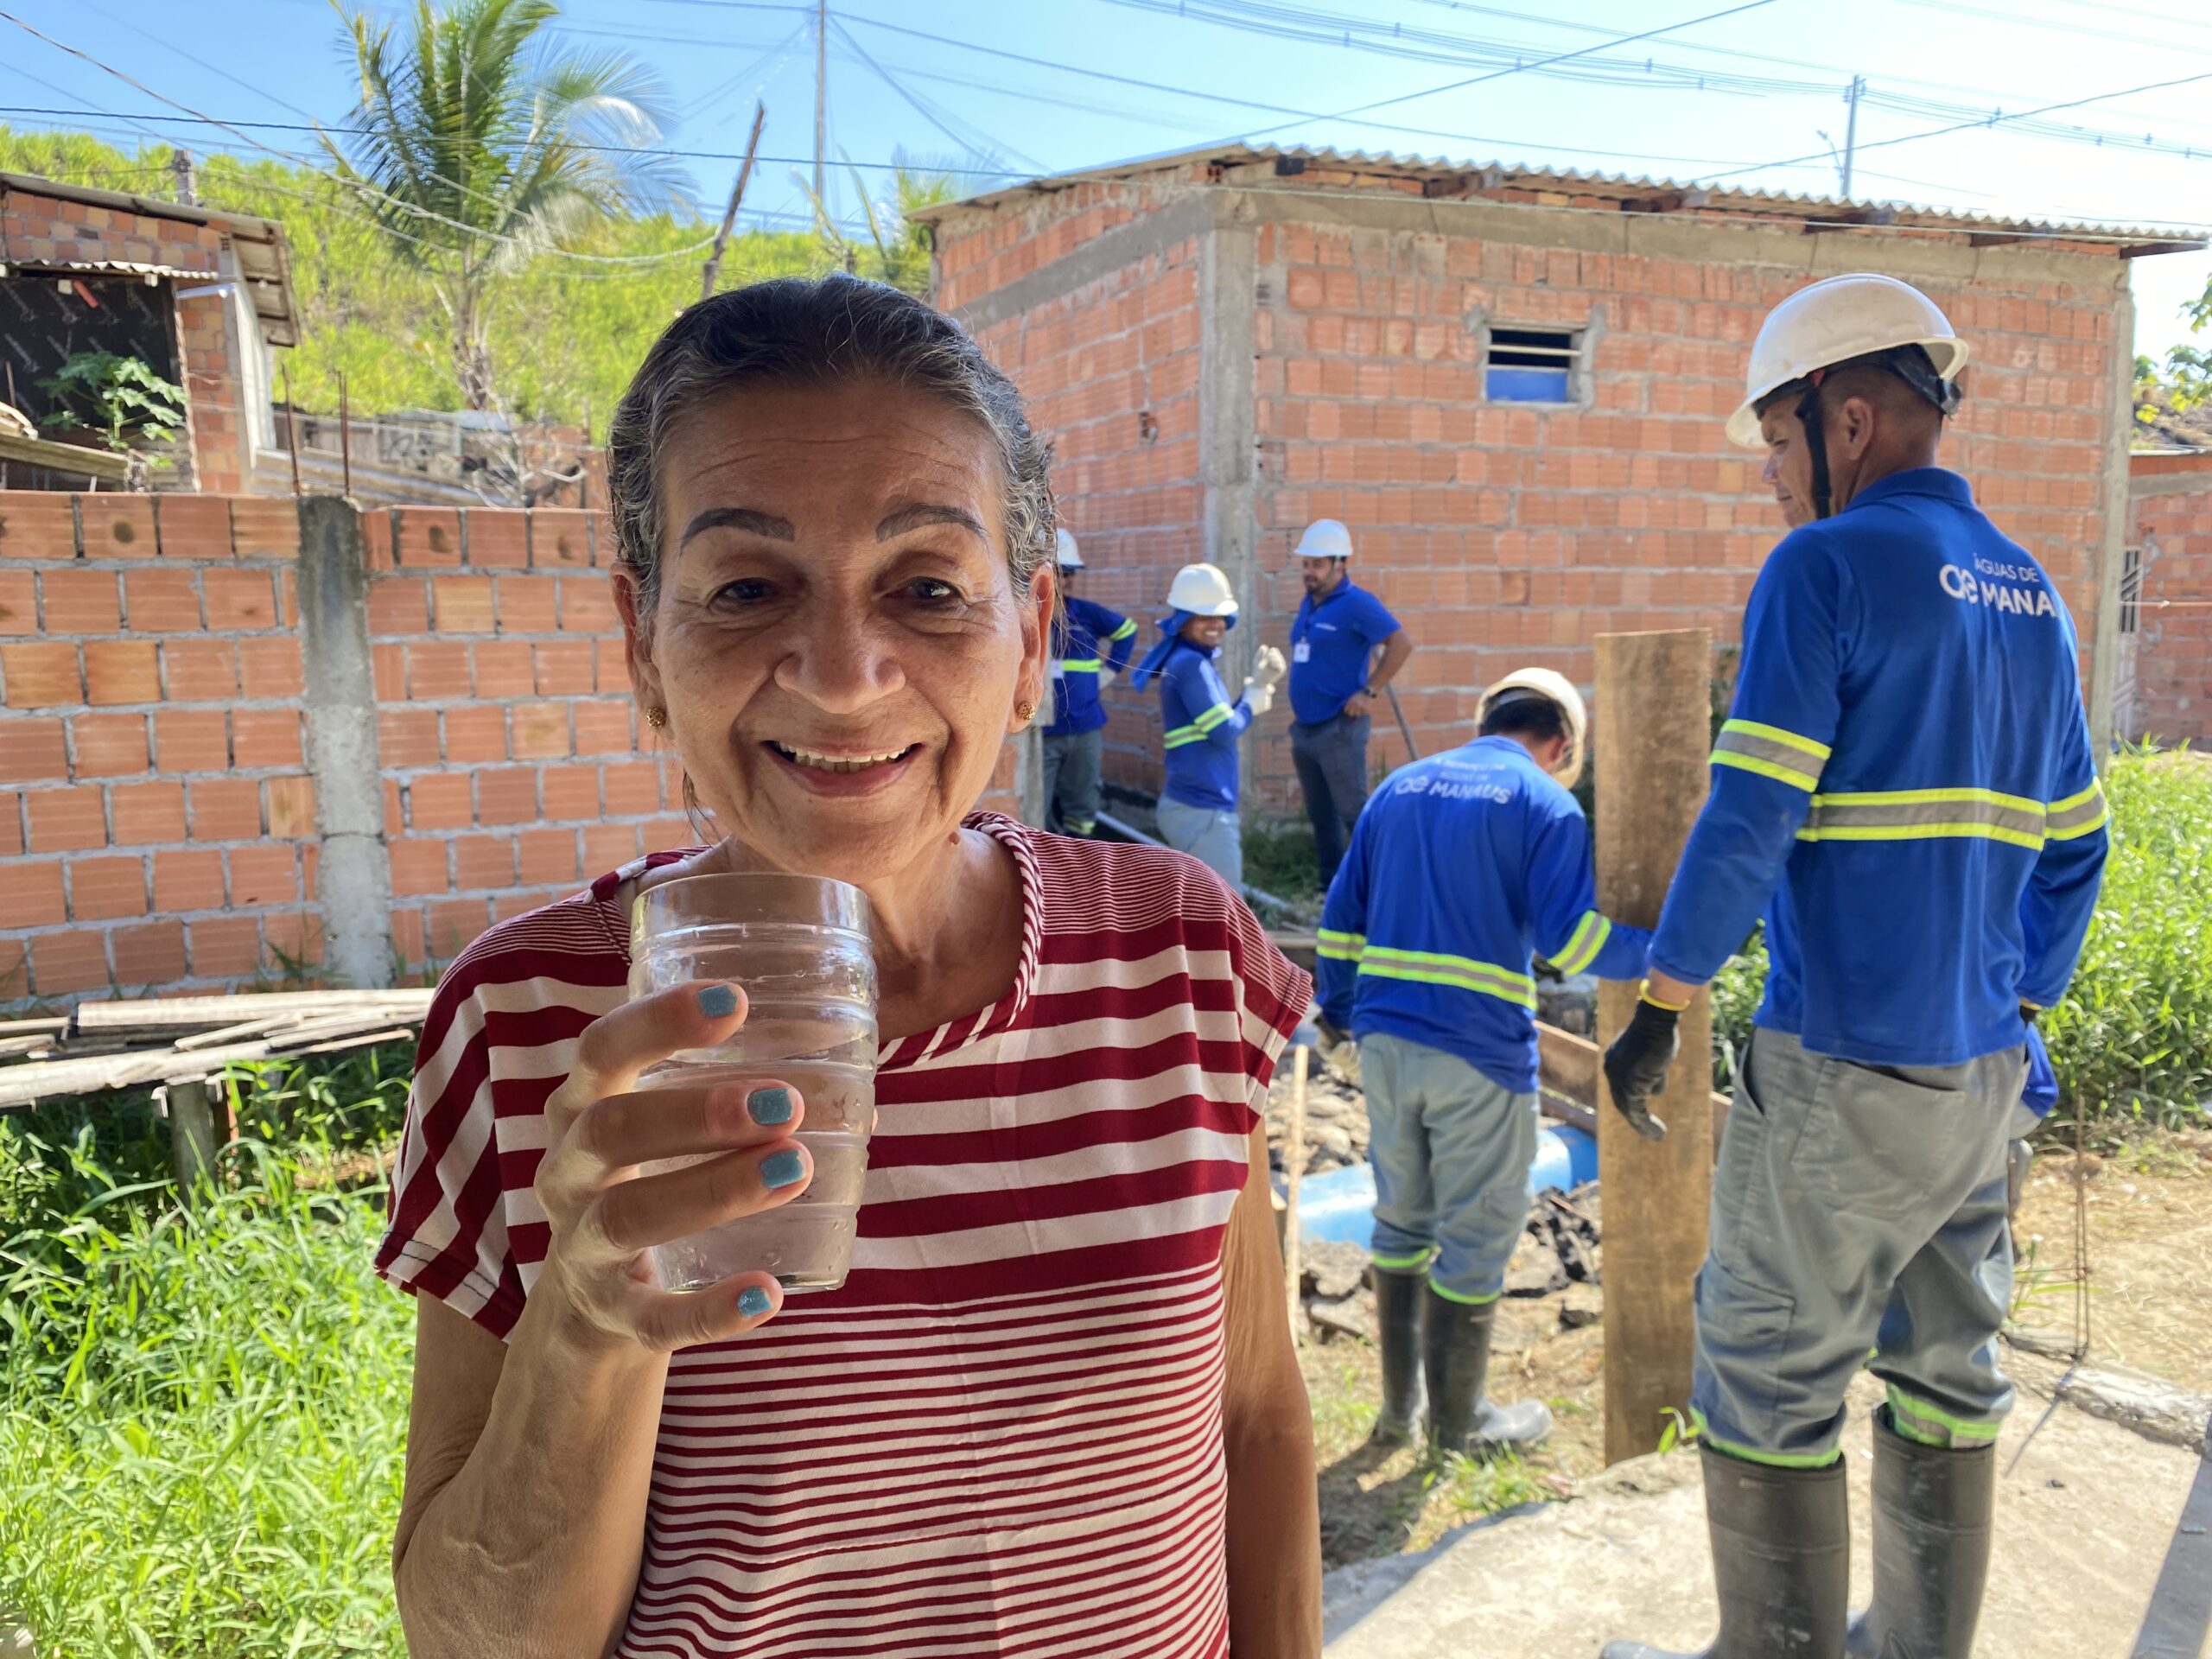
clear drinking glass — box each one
[627,873,878,1294]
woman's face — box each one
[618,377,1052,884]
[1181,614,1228,651]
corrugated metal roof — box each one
[0,168,300,346]
[1,257,218,280]
[912,141,2206,254]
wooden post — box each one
[1284,1043,1308,1343]
[167,1077,219,1195]
[281,366,302,498]
[701,102,768,304]
[338,371,352,499]
[1593,628,1716,1465]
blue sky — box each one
[6,0,2212,363]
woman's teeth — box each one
[773,742,911,773]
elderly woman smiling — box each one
[374,275,1321,1658]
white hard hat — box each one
[1479,666,1588,790]
[1726,272,1968,450]
[1054,528,1084,570]
[1166,562,1238,618]
[1294,518,1354,561]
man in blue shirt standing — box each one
[1287,519,1415,886]
[1600,274,2108,1659]
[1319,667,1649,1459]
[1043,528,1138,836]
[1128,562,1283,888]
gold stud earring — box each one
[645,706,668,730]
[1015,700,1036,724]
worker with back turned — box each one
[1599,273,2110,1659]
[1318,668,1649,1460]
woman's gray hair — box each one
[607,272,1054,607]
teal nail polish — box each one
[698,984,738,1019]
[760,1148,805,1189]
[747,1087,794,1126]
[738,1285,772,1318]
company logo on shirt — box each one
[1395,773,1511,804]
[1940,558,2056,617]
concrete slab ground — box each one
[1324,1354,2212,1659]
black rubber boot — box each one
[1846,1408,1996,1658]
[1368,1264,1427,1446]
[1421,1284,1551,1458]
[1600,1444,1850,1658]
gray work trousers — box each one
[1361,1032,1540,1304]
[1156,797,1243,889]
[1041,729,1103,835]
[1290,712,1371,887]
[1692,1027,2025,1464]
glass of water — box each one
[627,872,877,1294]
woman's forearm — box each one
[395,1292,671,1659]
[1225,1394,1322,1654]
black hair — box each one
[1480,694,1568,745]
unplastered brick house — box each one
[915,143,2203,814]
[1,168,298,494]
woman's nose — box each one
[772,607,905,714]
[1761,451,1783,486]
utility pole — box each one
[812,0,828,220]
[702,102,768,304]
[171,147,197,207]
[1840,74,1863,199]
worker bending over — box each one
[1286,518,1414,887]
[1600,273,2108,1659]
[1128,562,1284,888]
[1042,528,1138,836]
[1319,669,1649,1459]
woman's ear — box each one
[1015,564,1058,719]
[612,565,667,728]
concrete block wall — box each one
[0,183,249,493]
[0,491,1031,1005]
[2126,454,2212,745]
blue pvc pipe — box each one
[1293,1124,1598,1249]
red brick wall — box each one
[0,490,1033,1004]
[0,184,251,493]
[935,185,2126,816]
[963,228,1207,793]
[0,492,311,1001]
[2126,456,2212,745]
[1243,219,2119,808]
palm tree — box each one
[325,0,685,410]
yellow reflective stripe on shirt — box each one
[1794,786,2048,852]
[1192,702,1236,733]
[2045,779,2109,841]
[1057,658,1102,673]
[1355,945,1537,1009]
[1712,719,1829,791]
[1107,619,1139,642]
[1316,928,1365,962]
[1547,909,1612,976]
[1163,725,1205,749]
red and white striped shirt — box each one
[377,816,1311,1657]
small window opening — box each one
[1485,325,1580,404]
[2119,544,2142,636]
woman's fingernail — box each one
[760,1148,806,1189]
[738,1285,772,1318]
[697,984,739,1019]
[747,1087,794,1126]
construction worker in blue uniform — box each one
[1042,528,1138,836]
[1286,518,1415,887]
[1128,562,1283,889]
[1319,668,1650,1459]
[1599,273,2110,1659]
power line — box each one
[826,17,1044,175]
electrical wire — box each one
[826,18,1043,175]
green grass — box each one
[0,1046,416,1656]
[1243,819,1325,904]
[1706,748,2212,1122]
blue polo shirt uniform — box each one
[1288,579,1401,725]
[1319,736,1652,1095]
[1156,636,1255,812]
[1046,597,1138,737]
[1650,467,2109,1066]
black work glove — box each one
[1603,997,1680,1142]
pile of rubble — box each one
[1262,1049,1370,1175]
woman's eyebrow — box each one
[877,503,986,542]
[681,506,796,545]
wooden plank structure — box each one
[1592,628,1717,1466]
[0,989,434,1186]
